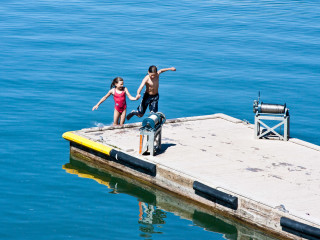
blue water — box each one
[1,0,319,239]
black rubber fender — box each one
[280,217,320,239]
[110,149,156,177]
[193,181,238,210]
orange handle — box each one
[139,135,143,154]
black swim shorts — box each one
[137,92,159,115]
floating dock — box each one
[63,113,320,240]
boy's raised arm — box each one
[158,67,176,74]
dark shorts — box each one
[137,92,159,115]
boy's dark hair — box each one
[110,77,123,89]
[148,65,157,73]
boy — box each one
[126,65,176,120]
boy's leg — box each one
[126,110,138,121]
[127,93,149,120]
[137,92,150,116]
[149,94,159,113]
[113,109,121,125]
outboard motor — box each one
[139,112,166,156]
[253,92,290,141]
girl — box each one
[92,77,138,126]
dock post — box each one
[254,114,260,139]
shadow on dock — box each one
[142,143,176,155]
[159,143,176,154]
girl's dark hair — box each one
[110,77,123,89]
[148,65,157,73]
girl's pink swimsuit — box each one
[114,89,127,113]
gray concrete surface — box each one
[72,113,320,239]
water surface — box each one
[1,0,319,239]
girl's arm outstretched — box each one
[92,89,113,111]
[158,67,176,74]
[125,88,138,101]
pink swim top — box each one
[114,88,127,113]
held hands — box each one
[171,67,176,71]
[135,94,141,100]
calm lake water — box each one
[1,0,319,239]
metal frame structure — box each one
[254,112,290,141]
[139,127,162,156]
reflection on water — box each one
[63,158,164,239]
[138,202,166,238]
[63,156,278,240]
[193,211,237,240]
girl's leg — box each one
[113,109,121,125]
[119,109,127,126]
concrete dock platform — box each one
[63,113,320,240]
